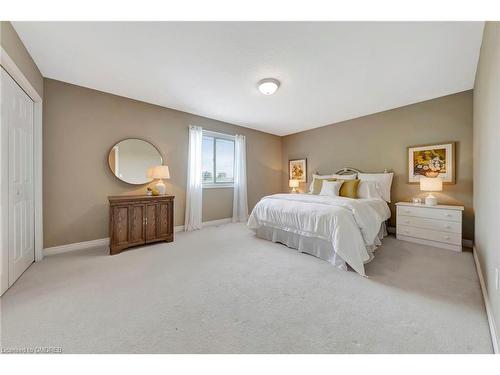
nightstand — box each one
[396,202,464,252]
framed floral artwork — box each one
[289,159,307,182]
[407,142,455,184]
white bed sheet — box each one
[247,194,391,275]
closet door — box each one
[1,68,35,287]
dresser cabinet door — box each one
[145,203,158,242]
[128,204,146,246]
[158,200,173,241]
[110,204,130,249]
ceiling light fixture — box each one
[258,78,280,95]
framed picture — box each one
[407,142,455,184]
[289,159,307,182]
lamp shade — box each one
[420,177,442,192]
[289,179,300,188]
[151,165,170,179]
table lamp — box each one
[420,176,442,206]
[152,165,170,195]
[289,179,299,193]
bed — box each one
[247,168,392,276]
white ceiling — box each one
[13,22,484,136]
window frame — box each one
[202,130,235,189]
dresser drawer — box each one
[397,215,461,234]
[397,225,462,245]
[397,205,461,222]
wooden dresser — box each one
[108,195,174,255]
[396,202,464,252]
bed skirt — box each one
[255,222,387,271]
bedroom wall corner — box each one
[42,79,283,248]
[473,21,500,348]
[281,91,474,240]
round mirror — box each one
[108,139,163,185]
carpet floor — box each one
[0,223,492,353]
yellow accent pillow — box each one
[339,179,360,198]
[311,178,336,194]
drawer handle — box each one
[445,213,452,217]
[404,220,410,224]
[444,236,450,240]
[444,225,451,229]
[404,210,410,213]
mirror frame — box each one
[107,137,163,185]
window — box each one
[202,131,235,187]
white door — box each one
[1,67,35,287]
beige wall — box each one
[0,21,43,98]
[282,91,474,240]
[473,21,500,345]
[43,79,282,247]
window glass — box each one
[202,136,214,183]
[201,134,235,185]
[215,138,235,183]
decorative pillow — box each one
[309,174,337,193]
[339,179,360,199]
[357,172,394,202]
[357,181,383,199]
[319,180,343,197]
[311,177,336,194]
[309,173,356,193]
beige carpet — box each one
[0,223,492,353]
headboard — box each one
[334,167,362,175]
[314,167,390,175]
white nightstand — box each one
[396,202,464,252]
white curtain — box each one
[185,125,203,231]
[232,134,249,222]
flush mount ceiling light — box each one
[258,78,280,95]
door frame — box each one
[1,47,43,295]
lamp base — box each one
[425,193,438,206]
[155,180,166,195]
[291,187,298,193]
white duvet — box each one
[247,194,391,275]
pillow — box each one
[357,172,394,202]
[311,178,336,194]
[357,181,383,199]
[319,180,343,197]
[309,173,356,193]
[330,173,357,180]
[339,179,360,199]
[309,174,337,193]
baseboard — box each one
[44,218,234,256]
[0,270,7,296]
[43,238,110,256]
[203,218,233,227]
[473,246,499,354]
[174,217,233,232]
[462,239,473,248]
[389,226,473,248]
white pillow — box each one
[357,172,394,202]
[357,181,383,199]
[309,173,356,192]
[309,174,335,193]
[319,180,343,197]
[330,173,357,180]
